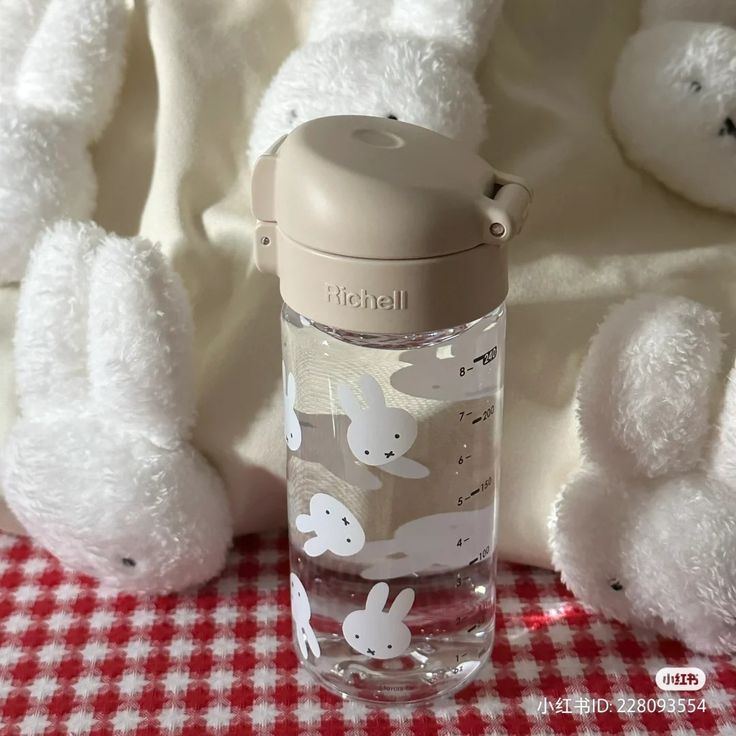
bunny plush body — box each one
[610,0,736,213]
[550,294,736,654]
[247,0,502,164]
[0,0,233,592]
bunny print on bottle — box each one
[342,582,415,660]
[337,374,429,479]
[290,573,320,659]
[283,362,302,451]
[295,492,366,557]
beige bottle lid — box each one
[252,115,531,334]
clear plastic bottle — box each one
[251,115,531,703]
[282,303,505,703]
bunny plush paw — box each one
[0,0,128,283]
[1,221,232,592]
[610,0,736,213]
[550,293,736,654]
[247,0,504,164]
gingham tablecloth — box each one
[0,531,734,735]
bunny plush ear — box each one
[308,0,394,42]
[0,0,47,91]
[87,234,197,449]
[388,587,415,619]
[389,0,504,67]
[11,0,128,138]
[14,221,102,415]
[365,581,390,612]
[15,222,196,450]
[576,294,722,479]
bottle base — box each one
[298,643,493,705]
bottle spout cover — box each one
[252,115,531,333]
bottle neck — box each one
[283,303,504,350]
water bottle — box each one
[251,115,531,704]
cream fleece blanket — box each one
[1,0,735,568]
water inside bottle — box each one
[282,303,505,703]
[291,546,497,703]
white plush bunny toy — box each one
[0,0,232,592]
[611,0,736,213]
[550,294,736,654]
[247,0,503,164]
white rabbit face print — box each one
[391,312,504,402]
[283,361,302,451]
[290,573,320,660]
[356,507,494,580]
[337,374,429,479]
[295,492,366,558]
[342,582,414,660]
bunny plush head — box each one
[337,374,417,467]
[610,0,736,213]
[1,222,233,592]
[550,294,736,654]
[247,0,503,165]
[0,0,128,283]
[342,582,415,659]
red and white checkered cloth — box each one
[0,530,734,735]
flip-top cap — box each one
[252,115,531,333]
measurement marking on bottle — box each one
[457,475,493,506]
[473,345,498,365]
[459,407,494,423]
[466,624,478,633]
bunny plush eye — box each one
[689,80,702,93]
[386,113,398,120]
[121,557,136,568]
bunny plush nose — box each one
[384,450,395,459]
[719,116,736,138]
